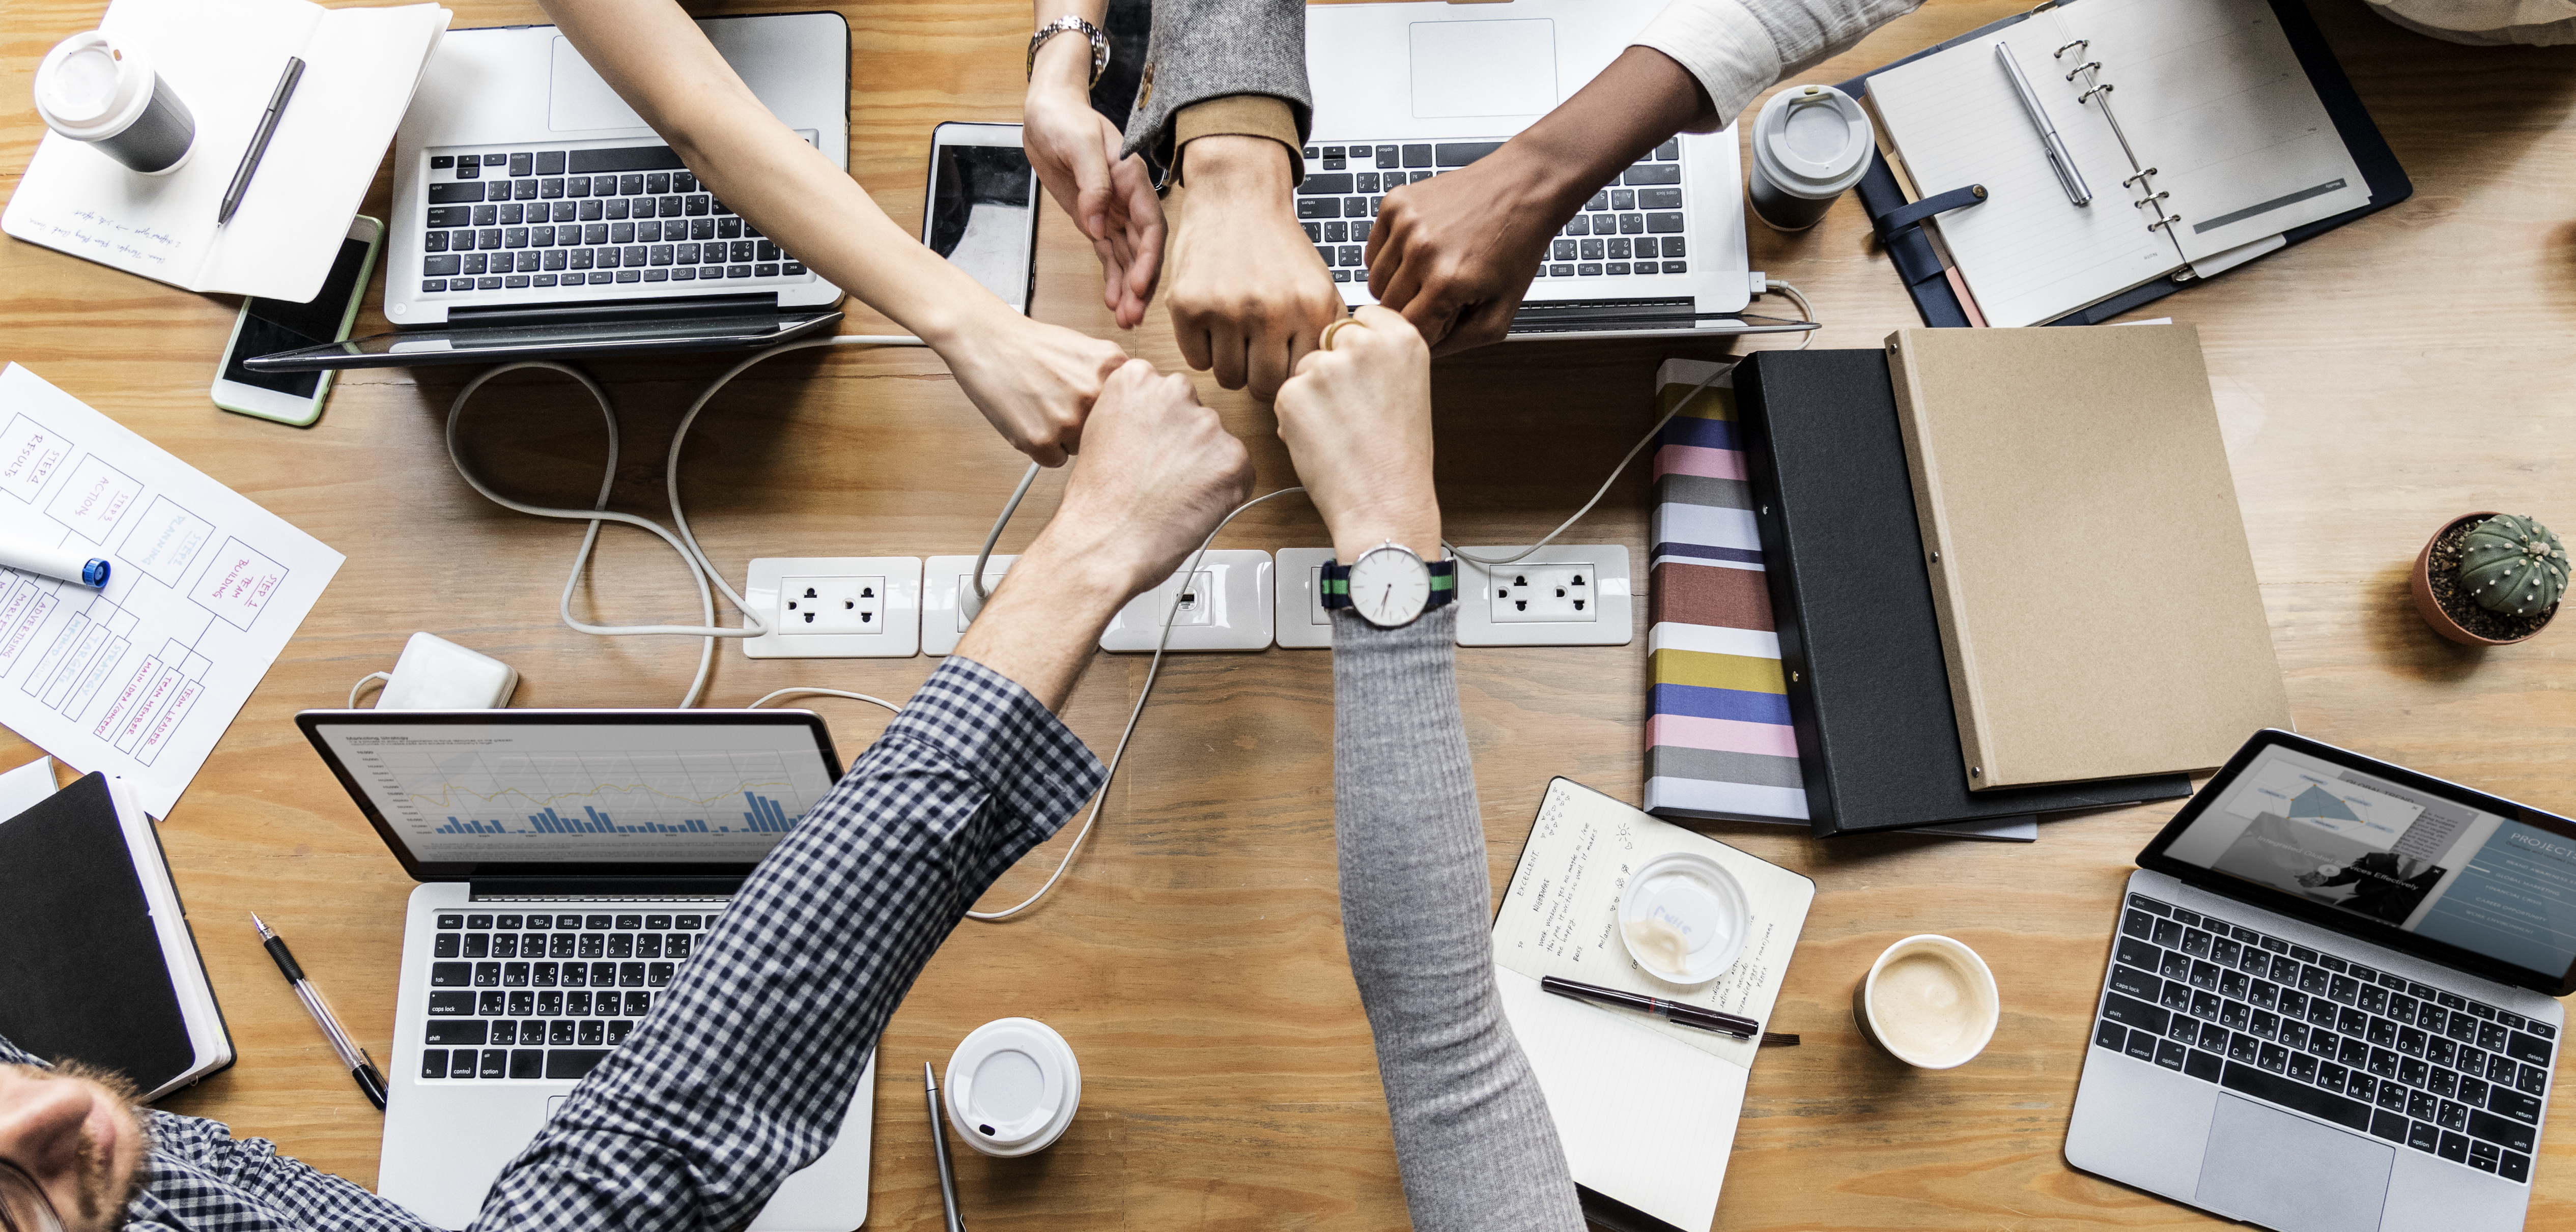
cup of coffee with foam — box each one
[1852,934,1999,1069]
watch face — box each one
[1347,548,1431,626]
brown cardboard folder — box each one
[1884,324,2291,789]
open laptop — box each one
[1303,0,1806,341]
[296,708,872,1230]
[246,14,850,374]
[2072,729,2565,1232]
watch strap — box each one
[1027,16,1112,87]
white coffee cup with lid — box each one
[1746,83,1874,232]
[1618,850,1751,985]
[33,31,196,176]
[1852,934,2000,1069]
[945,1017,1081,1157]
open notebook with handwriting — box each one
[1864,0,2385,328]
[1491,778,1816,1232]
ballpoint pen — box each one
[925,1063,967,1232]
[250,912,388,1109]
[218,58,304,226]
[1995,42,2091,208]
[1540,975,1798,1044]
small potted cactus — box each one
[2411,511,2566,646]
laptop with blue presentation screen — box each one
[2069,729,2566,1232]
[295,707,872,1230]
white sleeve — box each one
[1632,0,1924,123]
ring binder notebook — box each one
[1844,0,2409,329]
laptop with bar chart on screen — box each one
[294,707,873,1230]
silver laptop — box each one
[297,708,872,1230]
[247,14,850,373]
[1304,0,1803,341]
[2072,729,2565,1232]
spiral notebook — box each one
[1862,0,2386,328]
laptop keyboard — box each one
[2099,893,2554,1184]
[420,911,715,1082]
[417,147,808,295]
[1295,138,1687,294]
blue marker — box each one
[0,536,109,587]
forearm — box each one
[1636,0,1925,126]
[954,522,1142,712]
[476,658,1104,1229]
[1332,610,1583,1232]
[1491,47,1712,226]
[538,0,1008,348]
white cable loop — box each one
[973,462,1045,602]
[966,484,1309,922]
[443,336,923,706]
[1445,364,1733,568]
[746,686,904,714]
[348,671,391,709]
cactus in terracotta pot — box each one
[2458,514,2567,616]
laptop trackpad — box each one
[1408,19,1555,119]
[2195,1096,2393,1231]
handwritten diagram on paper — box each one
[0,364,342,816]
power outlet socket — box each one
[742,557,922,658]
[921,555,1015,657]
[1453,545,1633,647]
[1273,548,1337,649]
[1100,550,1273,652]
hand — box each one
[932,308,1127,467]
[1024,41,1164,328]
[1040,358,1257,596]
[1272,306,1440,561]
[1165,135,1346,399]
[1365,149,1566,356]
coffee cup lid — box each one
[1617,850,1750,985]
[35,32,155,140]
[945,1017,1081,1157]
[1751,84,1874,197]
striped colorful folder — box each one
[1643,359,1806,825]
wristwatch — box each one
[1321,542,1455,628]
[1027,15,1112,88]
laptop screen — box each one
[298,709,843,880]
[2144,732,2576,994]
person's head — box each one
[0,1059,146,1232]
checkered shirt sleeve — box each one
[470,655,1105,1229]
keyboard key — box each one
[1644,212,1683,234]
[2287,1051,2318,1083]
[1654,138,1680,160]
[2099,992,2166,1034]
[478,991,505,1015]
[426,1020,487,1046]
[2503,1029,2550,1065]
[2097,1020,2127,1051]
[2348,1072,2377,1102]
[2494,1084,2543,1122]
[1549,264,1573,277]
[1402,144,1432,167]
[421,1049,448,1079]
[2376,1081,2408,1113]
[2460,1074,2489,1107]
[2368,1109,2408,1143]
[608,933,635,957]
[490,1020,518,1046]
[620,961,647,987]
[1610,189,1636,211]
[2468,1109,2534,1154]
[608,1020,635,1045]
[1636,187,1684,210]
[1625,162,1682,186]
[2224,1061,2371,1131]
[421,279,448,292]
[676,915,702,930]
[429,991,474,1016]
[2219,1001,2251,1032]
[2400,1057,2429,1087]
[509,1049,545,1079]
[592,960,620,984]
[624,991,652,1017]
[546,1050,610,1080]
[1434,141,1502,167]
[430,961,471,987]
[2124,1029,2159,1063]
[456,161,481,180]
[578,1020,605,1046]
[1576,263,1602,277]
[1299,173,1354,195]
[1374,145,1399,168]
[1579,239,1605,262]
[475,962,501,987]
[514,180,539,200]
[2500,1150,2531,1183]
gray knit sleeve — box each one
[1331,606,1586,1232]
[1119,0,1313,168]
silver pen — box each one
[251,912,388,1109]
[1996,42,2090,207]
[925,1064,967,1232]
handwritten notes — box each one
[0,365,341,816]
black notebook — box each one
[1731,349,2195,836]
[0,769,232,1099]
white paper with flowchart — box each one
[0,364,341,816]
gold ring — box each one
[1319,317,1362,351]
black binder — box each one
[1732,350,2194,836]
[1843,0,2411,328]
[0,772,232,1097]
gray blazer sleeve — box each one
[1119,0,1313,169]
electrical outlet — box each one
[741,557,921,658]
[1099,550,1273,652]
[921,555,1015,657]
[1273,548,1337,649]
[1453,545,1633,647]
[1491,561,1598,623]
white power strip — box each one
[1099,550,1273,653]
[741,557,922,658]
[1453,546,1636,647]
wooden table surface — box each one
[4,0,2573,1227]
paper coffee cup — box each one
[34,32,195,176]
[1852,934,1999,1069]
[945,1017,1081,1157]
[1746,83,1873,232]
[1617,850,1750,985]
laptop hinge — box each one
[443,293,783,329]
[470,876,743,900]
[1513,296,1696,325]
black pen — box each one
[924,1064,967,1232]
[250,912,387,1110]
[1541,975,1767,1039]
[218,58,305,225]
